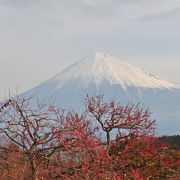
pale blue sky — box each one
[0,0,180,99]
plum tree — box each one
[85,95,180,179]
[0,95,179,179]
[0,97,99,179]
[85,95,156,149]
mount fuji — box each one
[23,52,180,135]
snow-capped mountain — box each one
[47,52,176,90]
[23,52,180,135]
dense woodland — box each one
[0,95,179,180]
[159,135,180,150]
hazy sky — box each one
[0,0,180,99]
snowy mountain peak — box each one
[92,52,119,64]
[94,52,109,62]
[23,52,180,135]
[94,52,104,59]
[49,52,177,90]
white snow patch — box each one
[48,52,177,90]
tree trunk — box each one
[31,159,39,180]
[106,131,111,150]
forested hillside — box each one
[159,135,180,150]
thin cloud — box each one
[140,7,180,21]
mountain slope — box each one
[23,52,180,135]
[47,52,176,90]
